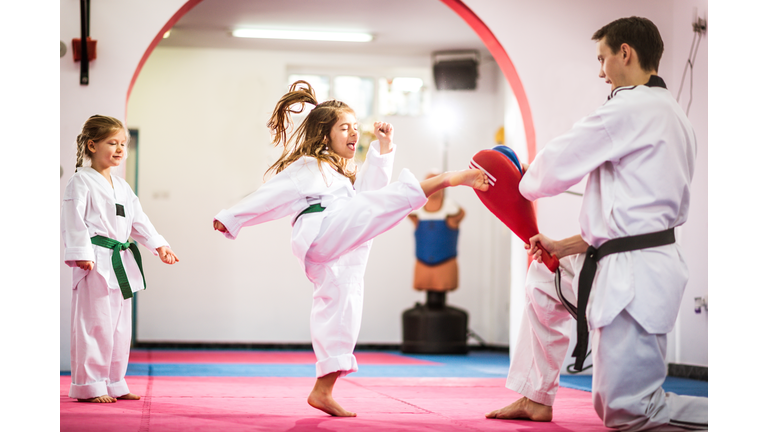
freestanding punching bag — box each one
[401,193,468,354]
[401,291,468,354]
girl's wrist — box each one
[379,140,393,153]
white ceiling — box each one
[157,0,490,57]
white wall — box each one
[60,0,708,371]
[126,46,510,346]
[670,0,708,368]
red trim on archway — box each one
[439,0,536,164]
[125,0,206,117]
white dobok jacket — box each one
[214,140,395,270]
[61,167,169,293]
[519,77,697,334]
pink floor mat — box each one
[128,350,439,365]
[61,376,611,431]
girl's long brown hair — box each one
[266,80,356,182]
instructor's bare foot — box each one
[77,395,116,403]
[485,397,553,422]
[307,390,356,417]
[448,169,489,191]
[117,393,141,400]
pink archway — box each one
[126,0,536,163]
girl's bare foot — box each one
[307,372,356,417]
[117,393,141,400]
[448,169,489,191]
[307,390,357,417]
[77,395,116,403]
[485,397,553,421]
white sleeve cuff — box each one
[142,235,169,255]
[64,247,95,267]
[214,209,242,240]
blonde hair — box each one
[75,115,127,169]
[266,80,357,182]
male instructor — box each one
[486,17,708,431]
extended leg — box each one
[307,169,487,264]
[420,169,488,197]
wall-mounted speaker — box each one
[432,50,479,91]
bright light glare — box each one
[232,28,372,42]
[392,77,424,93]
[163,30,171,39]
[430,104,459,132]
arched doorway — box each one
[125,0,533,348]
[127,0,536,162]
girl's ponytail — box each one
[267,80,318,148]
[75,133,88,170]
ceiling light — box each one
[232,28,372,43]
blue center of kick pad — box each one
[492,145,523,175]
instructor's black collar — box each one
[645,75,666,89]
[607,75,666,101]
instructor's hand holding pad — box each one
[469,146,559,272]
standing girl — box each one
[213,81,488,417]
[61,115,179,403]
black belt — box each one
[566,228,676,371]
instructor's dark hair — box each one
[592,16,664,73]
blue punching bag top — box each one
[492,145,523,175]
[415,220,459,266]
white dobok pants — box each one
[303,170,427,378]
[507,257,708,431]
[69,270,133,399]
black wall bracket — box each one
[79,0,90,85]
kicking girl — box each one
[61,115,179,403]
[213,80,488,417]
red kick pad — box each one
[470,148,559,272]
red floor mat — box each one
[61,376,610,431]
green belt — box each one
[90,235,146,300]
[294,203,325,223]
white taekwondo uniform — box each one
[214,141,427,377]
[61,166,169,399]
[508,76,707,431]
